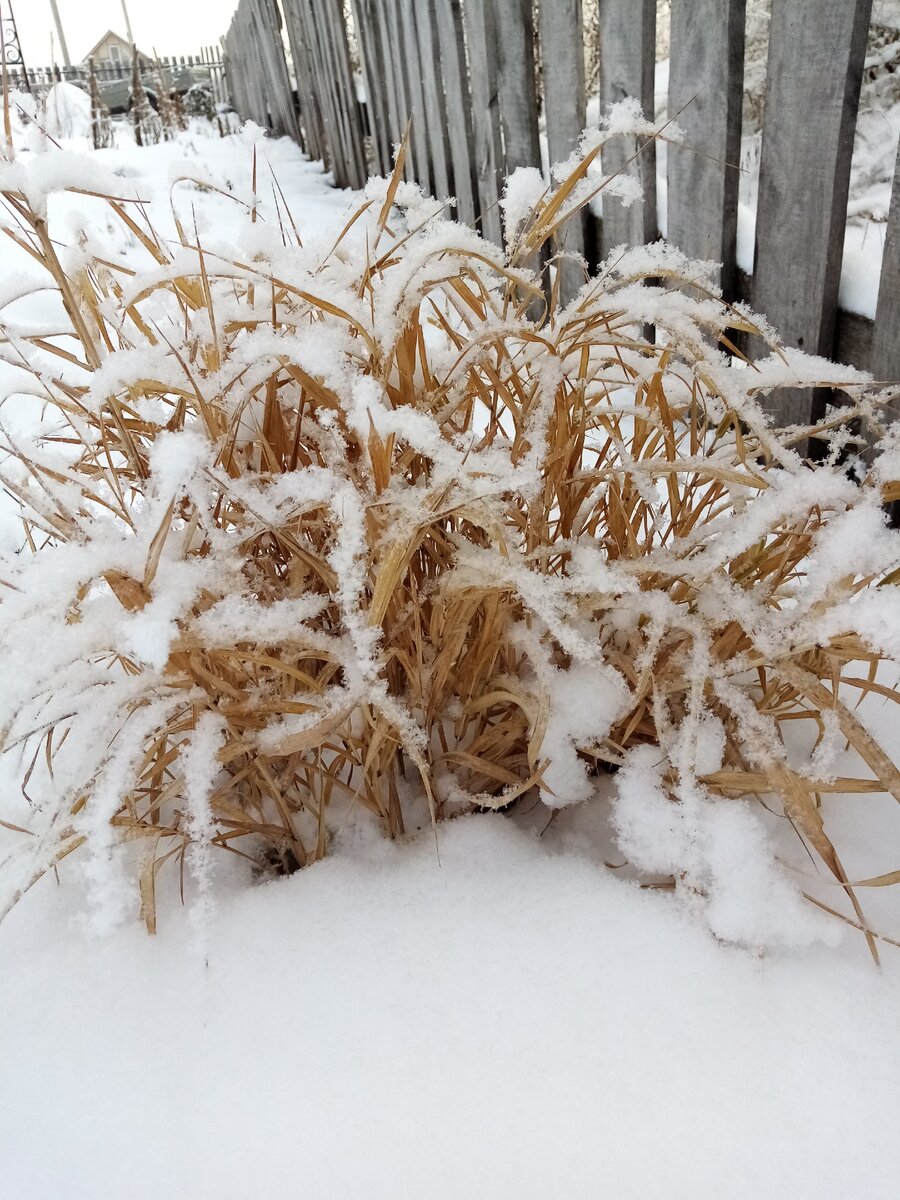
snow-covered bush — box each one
[44,82,92,141]
[1,112,899,951]
[185,83,216,123]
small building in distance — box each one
[81,31,151,70]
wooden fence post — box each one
[752,0,872,429]
[872,139,900,390]
[538,0,587,301]
[667,0,745,297]
[349,0,391,174]
[383,0,417,182]
[433,0,478,228]
[495,0,541,175]
[398,0,434,194]
[414,0,452,200]
[597,0,656,260]
[871,136,900,494]
[284,0,326,160]
[462,0,504,246]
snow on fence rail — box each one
[223,0,899,427]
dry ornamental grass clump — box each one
[1,109,900,953]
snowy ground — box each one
[2,116,900,1198]
[4,815,900,1199]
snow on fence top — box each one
[222,0,900,433]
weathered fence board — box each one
[433,0,478,227]
[538,0,587,299]
[398,0,433,194]
[315,0,359,184]
[349,0,390,174]
[871,139,900,389]
[278,11,309,153]
[370,0,403,162]
[225,5,267,130]
[252,0,300,140]
[463,0,504,246]
[414,0,452,201]
[367,4,396,173]
[303,0,347,179]
[322,0,368,187]
[277,0,366,187]
[495,0,541,175]
[290,1,326,160]
[667,0,745,296]
[752,0,873,426]
[384,0,416,182]
[244,7,276,132]
[288,1,336,169]
[597,0,656,260]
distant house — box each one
[81,31,150,70]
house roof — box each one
[81,30,147,65]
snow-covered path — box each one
[2,123,900,1198]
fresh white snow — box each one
[4,814,900,1200]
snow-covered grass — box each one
[1,103,900,960]
[2,105,900,1198]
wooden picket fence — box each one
[6,50,230,113]
[223,0,900,427]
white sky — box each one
[8,0,239,67]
